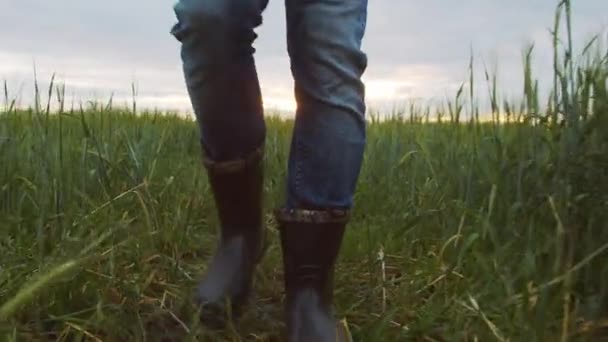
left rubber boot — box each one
[275,208,351,342]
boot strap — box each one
[274,208,351,224]
[203,145,264,174]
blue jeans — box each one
[171,0,368,210]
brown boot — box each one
[195,147,265,325]
[275,208,351,342]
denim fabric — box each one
[171,0,368,210]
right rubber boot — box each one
[195,146,266,327]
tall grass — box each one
[1,0,607,340]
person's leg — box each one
[279,0,368,340]
[171,0,269,323]
[172,0,268,161]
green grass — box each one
[1,1,607,341]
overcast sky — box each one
[1,0,607,115]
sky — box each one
[1,0,607,116]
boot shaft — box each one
[205,146,264,240]
[275,208,349,306]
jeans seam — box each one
[294,135,304,205]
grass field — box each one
[1,2,607,341]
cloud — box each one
[1,0,607,114]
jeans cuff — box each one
[202,145,264,174]
[274,207,351,224]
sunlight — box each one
[364,79,414,101]
[263,95,297,113]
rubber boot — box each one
[195,147,265,325]
[276,208,351,342]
